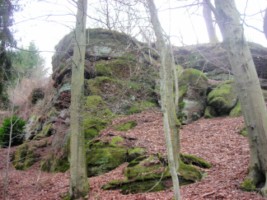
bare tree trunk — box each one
[215,0,267,196]
[203,0,218,43]
[263,8,267,40]
[69,0,89,199]
[146,0,181,199]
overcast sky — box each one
[13,0,267,74]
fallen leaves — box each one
[0,111,266,200]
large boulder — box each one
[102,154,211,194]
[178,68,209,124]
[173,43,267,86]
[205,81,238,117]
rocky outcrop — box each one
[173,42,267,85]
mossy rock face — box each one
[86,140,127,177]
[83,95,114,140]
[207,81,238,116]
[33,123,53,140]
[103,154,205,194]
[229,101,242,117]
[204,106,216,118]
[178,68,209,124]
[114,120,137,131]
[127,101,157,115]
[12,144,38,170]
[40,153,69,173]
[95,56,136,79]
[86,77,156,114]
[179,68,208,90]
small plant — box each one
[0,115,26,147]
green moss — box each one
[178,160,203,182]
[240,127,248,137]
[95,56,136,79]
[12,144,38,170]
[102,178,167,194]
[127,148,146,162]
[87,77,120,96]
[179,85,188,99]
[240,178,257,191]
[110,136,124,146]
[229,101,242,117]
[86,141,127,177]
[204,106,216,118]
[180,154,212,169]
[41,153,69,173]
[103,155,203,194]
[83,95,114,140]
[34,123,53,140]
[207,81,237,115]
[179,68,208,89]
[125,155,168,180]
[114,121,137,131]
[127,101,156,114]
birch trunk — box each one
[215,0,267,196]
[147,0,181,199]
[69,0,89,199]
[203,0,218,43]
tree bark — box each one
[146,0,181,199]
[203,0,218,43]
[69,0,89,199]
[215,0,267,196]
[264,8,267,40]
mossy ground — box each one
[114,121,137,131]
[240,178,257,192]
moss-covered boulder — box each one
[103,154,205,194]
[40,153,69,173]
[86,135,146,177]
[178,68,209,124]
[86,138,127,177]
[229,101,242,117]
[83,95,114,140]
[180,154,212,169]
[204,106,217,118]
[207,81,238,116]
[12,144,38,170]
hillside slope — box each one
[0,111,265,200]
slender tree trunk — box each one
[263,8,267,39]
[203,0,218,43]
[146,0,181,199]
[69,0,88,199]
[215,0,267,196]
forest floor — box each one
[0,110,266,200]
